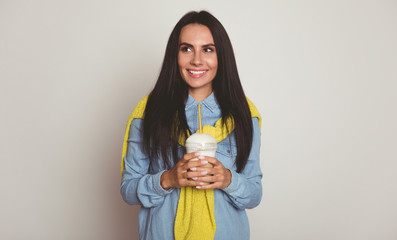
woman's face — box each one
[178,24,218,97]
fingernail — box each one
[194,152,200,156]
[196,186,201,189]
[192,177,198,180]
[199,182,204,185]
[198,156,206,160]
[201,171,207,175]
[201,160,208,164]
[190,167,197,171]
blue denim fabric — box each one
[121,92,262,240]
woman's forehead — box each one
[179,24,214,44]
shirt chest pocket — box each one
[215,136,238,170]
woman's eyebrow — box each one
[179,42,193,48]
[179,42,216,48]
[202,43,216,48]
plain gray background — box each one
[1,0,396,239]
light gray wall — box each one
[1,0,396,239]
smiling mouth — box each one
[187,69,208,78]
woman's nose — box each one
[190,51,202,66]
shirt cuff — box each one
[152,170,174,196]
[223,169,239,194]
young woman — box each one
[120,11,262,240]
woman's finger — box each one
[194,175,217,183]
[183,169,212,179]
[195,182,220,190]
[204,156,222,167]
[185,158,209,169]
[180,152,201,163]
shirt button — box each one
[227,150,230,153]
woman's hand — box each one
[190,156,232,190]
[160,152,212,190]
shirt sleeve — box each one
[120,118,174,208]
[222,117,263,209]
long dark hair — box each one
[142,11,253,173]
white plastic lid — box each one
[185,133,217,151]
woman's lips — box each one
[187,69,208,78]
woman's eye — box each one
[204,48,214,53]
[181,47,192,52]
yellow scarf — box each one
[121,96,261,240]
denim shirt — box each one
[120,93,262,240]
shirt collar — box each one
[185,92,218,112]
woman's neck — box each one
[188,87,213,102]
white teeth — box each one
[189,70,206,74]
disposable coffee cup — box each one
[185,133,217,185]
[185,133,217,157]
